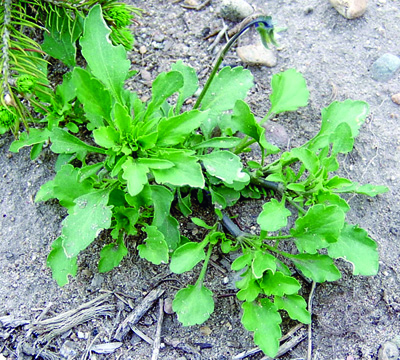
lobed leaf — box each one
[170,241,207,274]
[260,271,301,296]
[274,294,311,324]
[122,157,149,196]
[257,198,292,232]
[241,299,282,358]
[138,225,169,265]
[173,283,214,326]
[252,251,276,278]
[98,238,128,273]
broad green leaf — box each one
[231,253,252,271]
[98,237,128,273]
[201,67,253,114]
[42,9,83,67]
[47,237,77,286]
[274,294,311,324]
[122,157,149,196]
[291,254,341,282]
[200,151,249,185]
[192,137,242,149]
[307,100,369,151]
[260,271,301,296]
[152,150,204,188]
[138,225,169,265]
[170,241,207,274]
[50,128,106,157]
[324,176,353,189]
[328,223,379,275]
[330,122,354,155]
[151,185,180,249]
[173,283,214,326]
[178,190,192,216]
[191,218,214,230]
[269,69,309,115]
[80,5,130,102]
[9,128,51,153]
[138,158,174,169]
[144,71,184,120]
[211,186,241,208]
[157,110,209,146]
[311,191,350,213]
[113,102,132,133]
[289,147,319,175]
[241,299,282,358]
[237,279,262,302]
[71,68,112,125]
[62,188,113,258]
[35,164,95,210]
[257,198,291,232]
[229,100,279,153]
[334,182,389,197]
[291,204,345,253]
[93,126,120,148]
[252,251,276,278]
[171,60,199,113]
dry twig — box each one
[307,281,317,360]
[151,298,164,360]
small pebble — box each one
[163,297,175,314]
[391,93,400,105]
[329,0,368,19]
[60,341,78,358]
[200,325,212,336]
[378,341,399,360]
[219,0,253,21]
[371,53,400,82]
[139,45,147,54]
[237,44,277,67]
[140,69,152,82]
[184,0,199,5]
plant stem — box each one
[234,138,257,154]
[193,17,274,110]
[196,243,214,286]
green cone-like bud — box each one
[17,74,37,93]
[0,106,16,128]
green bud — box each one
[0,106,17,128]
[107,6,133,28]
[17,74,37,93]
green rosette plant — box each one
[9,6,388,357]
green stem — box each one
[193,17,274,110]
[263,234,293,240]
[234,138,257,154]
[196,243,214,286]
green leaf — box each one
[201,67,253,114]
[252,251,276,278]
[173,283,214,326]
[194,138,241,151]
[170,241,207,274]
[71,68,112,125]
[328,223,379,275]
[260,271,301,296]
[35,164,95,210]
[330,122,354,155]
[191,218,214,230]
[200,151,249,185]
[269,69,309,115]
[145,71,184,120]
[308,100,369,151]
[237,278,262,302]
[291,254,342,282]
[177,190,192,217]
[122,157,150,196]
[289,147,320,175]
[50,128,106,158]
[150,185,180,249]
[171,60,199,113]
[138,158,174,169]
[241,299,282,358]
[335,182,389,197]
[257,198,291,232]
[93,126,120,148]
[113,102,132,133]
[231,253,252,271]
[42,9,83,67]
[98,236,128,273]
[157,110,209,146]
[47,237,77,286]
[229,100,279,153]
[80,5,130,102]
[274,294,311,324]
[62,188,113,258]
[138,225,169,265]
[291,204,345,253]
[9,128,50,153]
[152,149,205,188]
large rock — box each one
[219,0,253,21]
[329,0,368,19]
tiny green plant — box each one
[8,6,388,357]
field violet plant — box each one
[9,5,388,357]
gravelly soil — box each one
[1,0,400,359]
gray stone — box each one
[60,340,78,358]
[237,44,277,67]
[219,0,253,21]
[378,341,399,360]
[329,0,368,19]
[371,53,400,82]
